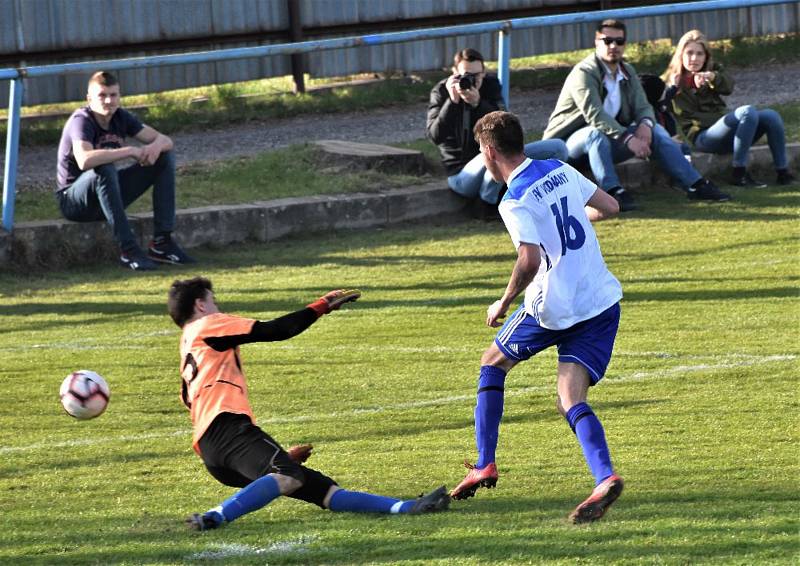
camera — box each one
[457,73,477,90]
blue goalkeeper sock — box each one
[566,402,614,486]
[475,365,506,469]
[214,474,281,523]
[328,489,413,514]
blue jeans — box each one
[693,105,787,169]
[57,151,176,252]
[566,124,701,190]
[448,139,569,204]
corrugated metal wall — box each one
[305,2,800,78]
[1,0,798,106]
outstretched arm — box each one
[204,290,361,351]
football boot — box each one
[408,485,451,514]
[449,461,498,500]
[569,474,624,524]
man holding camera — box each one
[427,48,568,209]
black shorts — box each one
[197,412,337,508]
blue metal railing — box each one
[2,0,796,231]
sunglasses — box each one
[598,36,626,46]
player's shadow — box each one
[304,412,543,445]
[622,285,797,302]
[605,233,795,263]
[606,180,799,222]
[0,306,167,334]
[321,488,796,564]
[301,399,660,445]
[0,448,182,479]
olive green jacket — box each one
[543,53,654,141]
[670,63,734,143]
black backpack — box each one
[639,73,678,137]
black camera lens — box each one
[458,74,475,90]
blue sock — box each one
[215,474,281,523]
[328,489,413,514]
[565,402,614,486]
[475,365,506,469]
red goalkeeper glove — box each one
[307,289,361,317]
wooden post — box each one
[288,0,306,94]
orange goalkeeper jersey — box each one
[179,313,256,453]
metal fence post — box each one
[498,23,511,109]
[2,77,23,233]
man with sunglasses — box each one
[543,19,729,210]
[427,48,568,214]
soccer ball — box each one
[59,370,110,419]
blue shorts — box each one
[494,302,620,385]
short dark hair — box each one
[453,48,485,68]
[473,111,524,157]
[597,19,626,37]
[88,71,118,88]
[168,277,213,327]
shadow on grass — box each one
[2,281,794,334]
[605,233,796,262]
[0,448,182,480]
[257,399,662,447]
[622,286,798,302]
[10,488,797,565]
[1,186,797,310]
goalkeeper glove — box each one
[287,444,313,464]
[307,289,361,317]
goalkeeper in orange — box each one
[168,277,450,530]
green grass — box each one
[4,34,797,146]
[1,183,798,564]
[11,143,441,222]
[777,100,800,144]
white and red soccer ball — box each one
[59,370,110,419]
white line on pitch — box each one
[1,354,794,455]
[187,536,317,560]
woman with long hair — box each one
[663,30,794,187]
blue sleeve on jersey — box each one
[504,159,565,201]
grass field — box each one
[1,183,799,564]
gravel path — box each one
[10,62,800,191]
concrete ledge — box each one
[1,143,796,271]
[1,180,466,270]
[312,140,426,175]
[607,142,800,191]
[8,217,120,268]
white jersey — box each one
[499,158,622,330]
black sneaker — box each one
[185,511,223,531]
[687,179,731,202]
[148,237,196,265]
[731,170,767,188]
[408,485,451,514]
[776,170,796,185]
[120,248,159,271]
[607,186,637,212]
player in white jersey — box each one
[450,111,625,524]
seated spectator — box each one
[427,48,568,207]
[56,71,194,271]
[663,29,795,187]
[542,19,729,210]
